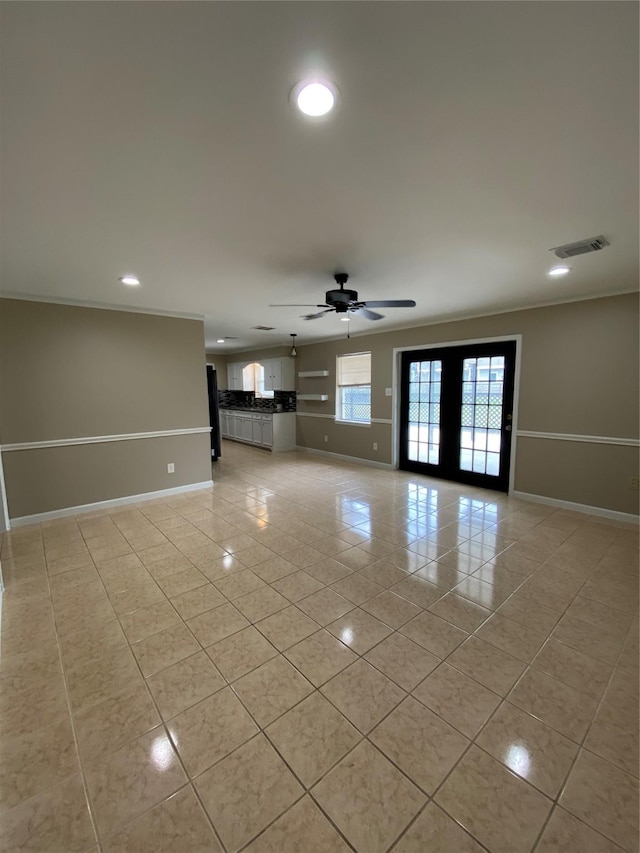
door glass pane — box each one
[460,357,505,476]
[408,359,442,464]
[472,450,486,473]
[487,429,501,451]
[486,452,500,476]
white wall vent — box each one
[550,235,610,259]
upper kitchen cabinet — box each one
[264,357,295,391]
[227,357,295,392]
[227,361,245,390]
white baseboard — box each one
[295,445,393,470]
[9,480,214,528]
[511,490,639,525]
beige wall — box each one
[2,433,211,518]
[243,293,640,515]
[0,299,212,519]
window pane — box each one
[487,429,501,451]
[486,452,500,476]
[472,450,486,473]
[460,428,473,449]
[338,386,371,422]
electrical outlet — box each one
[324,435,328,442]
[631,477,639,491]
[167,463,175,474]
[373,442,378,450]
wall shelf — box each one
[297,394,329,401]
[297,370,329,378]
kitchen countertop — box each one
[219,407,291,414]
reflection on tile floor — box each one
[1,439,638,852]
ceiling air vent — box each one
[550,235,610,259]
[252,325,276,331]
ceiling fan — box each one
[269,273,416,321]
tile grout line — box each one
[47,532,107,853]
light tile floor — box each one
[1,440,638,852]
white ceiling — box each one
[1,2,638,353]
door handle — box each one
[505,425,512,432]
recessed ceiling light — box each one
[548,266,571,278]
[340,316,350,322]
[216,338,225,343]
[119,274,140,286]
[292,81,337,117]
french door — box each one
[399,341,516,492]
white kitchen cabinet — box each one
[250,415,273,446]
[260,417,274,447]
[228,357,295,392]
[227,362,244,390]
[219,410,294,452]
[220,412,230,438]
[235,414,253,442]
[263,359,280,392]
[263,358,295,391]
[224,412,237,438]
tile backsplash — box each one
[219,390,296,412]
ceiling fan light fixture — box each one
[292,81,337,117]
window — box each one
[242,363,274,397]
[337,352,371,423]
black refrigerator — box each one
[206,366,222,461]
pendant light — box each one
[290,334,297,357]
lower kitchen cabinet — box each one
[235,414,253,442]
[220,411,294,452]
[261,418,274,447]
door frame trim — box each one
[391,335,522,493]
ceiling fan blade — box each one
[303,309,334,320]
[351,307,384,321]
[360,300,417,308]
[269,303,321,307]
